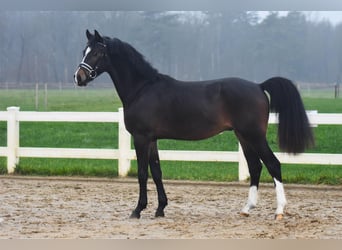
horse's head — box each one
[74,30,108,86]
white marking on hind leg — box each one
[241,185,258,215]
[274,178,287,216]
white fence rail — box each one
[1,107,342,181]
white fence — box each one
[1,107,342,181]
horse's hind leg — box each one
[236,130,286,219]
[236,136,263,216]
[149,141,168,217]
[255,139,287,219]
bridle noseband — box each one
[79,62,98,79]
[78,42,107,79]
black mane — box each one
[106,37,159,80]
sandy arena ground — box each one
[0,176,342,239]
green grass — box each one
[0,88,342,185]
[303,98,342,113]
[0,88,121,112]
[14,158,119,177]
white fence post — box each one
[7,107,20,174]
[118,107,131,177]
[307,110,318,127]
[238,143,249,181]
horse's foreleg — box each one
[149,141,168,217]
[130,135,150,219]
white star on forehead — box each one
[85,47,91,55]
[81,47,92,63]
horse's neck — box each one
[108,67,149,107]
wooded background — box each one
[1,11,342,88]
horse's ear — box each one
[86,29,93,40]
[94,30,104,43]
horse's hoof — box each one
[155,210,165,218]
[275,214,284,220]
[129,210,141,219]
[240,212,250,217]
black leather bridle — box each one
[78,42,107,79]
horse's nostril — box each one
[77,75,82,84]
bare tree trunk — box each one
[16,34,25,84]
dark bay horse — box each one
[74,30,314,220]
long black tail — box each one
[260,77,314,154]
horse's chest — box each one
[123,110,155,135]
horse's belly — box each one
[156,117,231,140]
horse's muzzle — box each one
[74,68,88,86]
